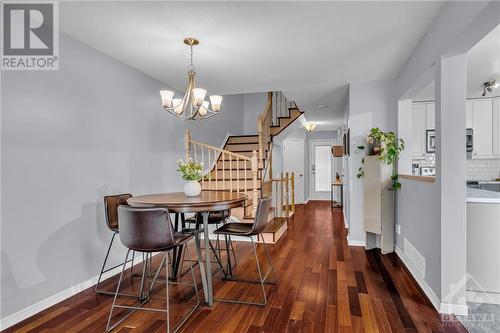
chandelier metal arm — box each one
[160,37,222,120]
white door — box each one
[310,141,334,200]
[282,138,305,204]
[472,99,493,158]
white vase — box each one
[184,180,201,196]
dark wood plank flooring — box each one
[3,201,468,332]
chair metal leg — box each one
[262,238,278,283]
[130,250,135,279]
[215,236,274,306]
[96,233,137,297]
[106,249,149,331]
[224,235,234,277]
[95,233,116,294]
[229,235,238,267]
[144,248,200,333]
[138,254,149,301]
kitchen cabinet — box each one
[472,99,493,158]
[411,104,426,157]
[412,102,435,157]
[426,103,435,129]
[413,98,498,159]
[466,100,473,129]
[493,98,500,156]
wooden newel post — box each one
[184,129,191,161]
[291,172,295,212]
[285,172,290,218]
[257,116,263,168]
[251,150,259,216]
[280,172,284,217]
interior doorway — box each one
[282,138,305,204]
[310,140,335,200]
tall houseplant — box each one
[356,128,405,190]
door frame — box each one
[309,139,336,200]
[282,137,305,204]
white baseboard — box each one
[347,237,365,247]
[467,290,500,305]
[440,303,469,315]
[0,253,147,330]
[395,246,441,311]
[395,246,468,315]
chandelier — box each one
[160,38,222,120]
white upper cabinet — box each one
[493,98,500,156]
[472,99,493,158]
[466,100,473,128]
[412,104,426,156]
[426,103,435,130]
[412,99,498,159]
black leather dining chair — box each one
[96,194,137,296]
[106,206,199,333]
[212,197,277,306]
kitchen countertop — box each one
[467,187,500,204]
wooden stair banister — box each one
[183,91,300,227]
[185,129,258,215]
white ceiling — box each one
[414,24,500,101]
[59,1,445,130]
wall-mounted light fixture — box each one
[303,122,317,131]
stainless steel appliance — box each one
[466,128,473,158]
[479,182,500,192]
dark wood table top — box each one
[127,191,247,213]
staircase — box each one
[185,91,303,243]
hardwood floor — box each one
[3,201,468,333]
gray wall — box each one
[1,34,244,318]
[346,80,396,244]
[392,1,499,309]
[396,179,441,298]
[243,93,267,135]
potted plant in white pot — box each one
[177,158,203,196]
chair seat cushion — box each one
[213,222,253,236]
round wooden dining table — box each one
[127,191,247,306]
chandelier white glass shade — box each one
[160,37,222,120]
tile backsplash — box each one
[467,159,500,180]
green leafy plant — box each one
[356,128,405,190]
[177,158,203,181]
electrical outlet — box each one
[396,224,401,235]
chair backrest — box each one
[250,197,272,235]
[117,206,176,252]
[104,193,132,231]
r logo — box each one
[3,3,54,56]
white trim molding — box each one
[347,237,365,247]
[395,246,468,316]
[0,254,147,330]
[395,246,441,311]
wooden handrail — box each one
[188,139,251,161]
